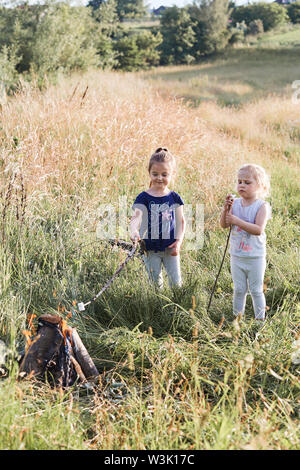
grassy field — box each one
[143,47,300,106]
[0,47,299,450]
[257,24,300,47]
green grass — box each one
[0,162,299,450]
[257,24,300,47]
[0,51,299,449]
[122,19,159,35]
[143,47,300,106]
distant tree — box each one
[0,2,99,81]
[30,4,98,77]
[287,2,300,24]
[228,27,244,44]
[93,0,119,28]
[113,30,162,70]
[159,6,196,64]
[0,44,20,92]
[231,3,288,31]
[87,0,105,12]
[247,18,264,36]
[92,0,120,68]
[188,0,231,58]
[135,30,162,66]
[115,0,147,21]
[0,3,47,73]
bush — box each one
[0,2,101,84]
[115,0,147,21]
[231,3,288,31]
[248,18,264,36]
[114,31,162,70]
[188,0,231,58]
[287,2,300,24]
[159,6,196,65]
[30,4,98,78]
[0,45,20,93]
[90,0,120,69]
[229,28,245,45]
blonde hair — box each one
[148,147,176,173]
[238,164,270,198]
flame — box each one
[27,313,37,336]
[22,330,32,352]
[60,318,73,345]
[57,304,66,314]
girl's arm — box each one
[220,207,230,228]
[168,205,185,256]
[130,208,143,242]
[226,203,268,236]
[220,195,234,228]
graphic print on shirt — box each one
[229,198,269,258]
[149,202,173,240]
[235,226,253,253]
[132,191,184,252]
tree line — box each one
[0,0,299,92]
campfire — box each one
[20,314,99,387]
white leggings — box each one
[142,250,182,288]
[230,255,266,320]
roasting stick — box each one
[77,240,139,312]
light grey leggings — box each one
[142,250,182,288]
[230,255,266,320]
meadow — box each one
[144,47,300,106]
[0,46,299,450]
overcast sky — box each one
[74,0,275,10]
[73,0,273,10]
[147,0,272,9]
[147,0,188,8]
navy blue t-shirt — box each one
[132,191,184,252]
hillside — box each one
[143,47,300,106]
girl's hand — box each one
[130,208,142,244]
[130,231,141,243]
[168,240,181,256]
[224,194,234,212]
[225,212,236,226]
[220,195,235,229]
[229,203,269,236]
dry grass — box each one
[3,68,299,214]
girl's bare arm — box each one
[169,205,185,255]
[130,208,143,241]
[226,203,268,235]
[220,195,234,228]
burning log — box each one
[19,314,99,387]
[71,329,99,380]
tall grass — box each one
[0,66,299,450]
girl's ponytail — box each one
[148,148,176,173]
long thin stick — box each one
[78,241,138,311]
[207,195,234,314]
[206,227,231,314]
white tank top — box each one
[229,198,270,257]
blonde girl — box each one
[130,148,185,288]
[220,164,271,321]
